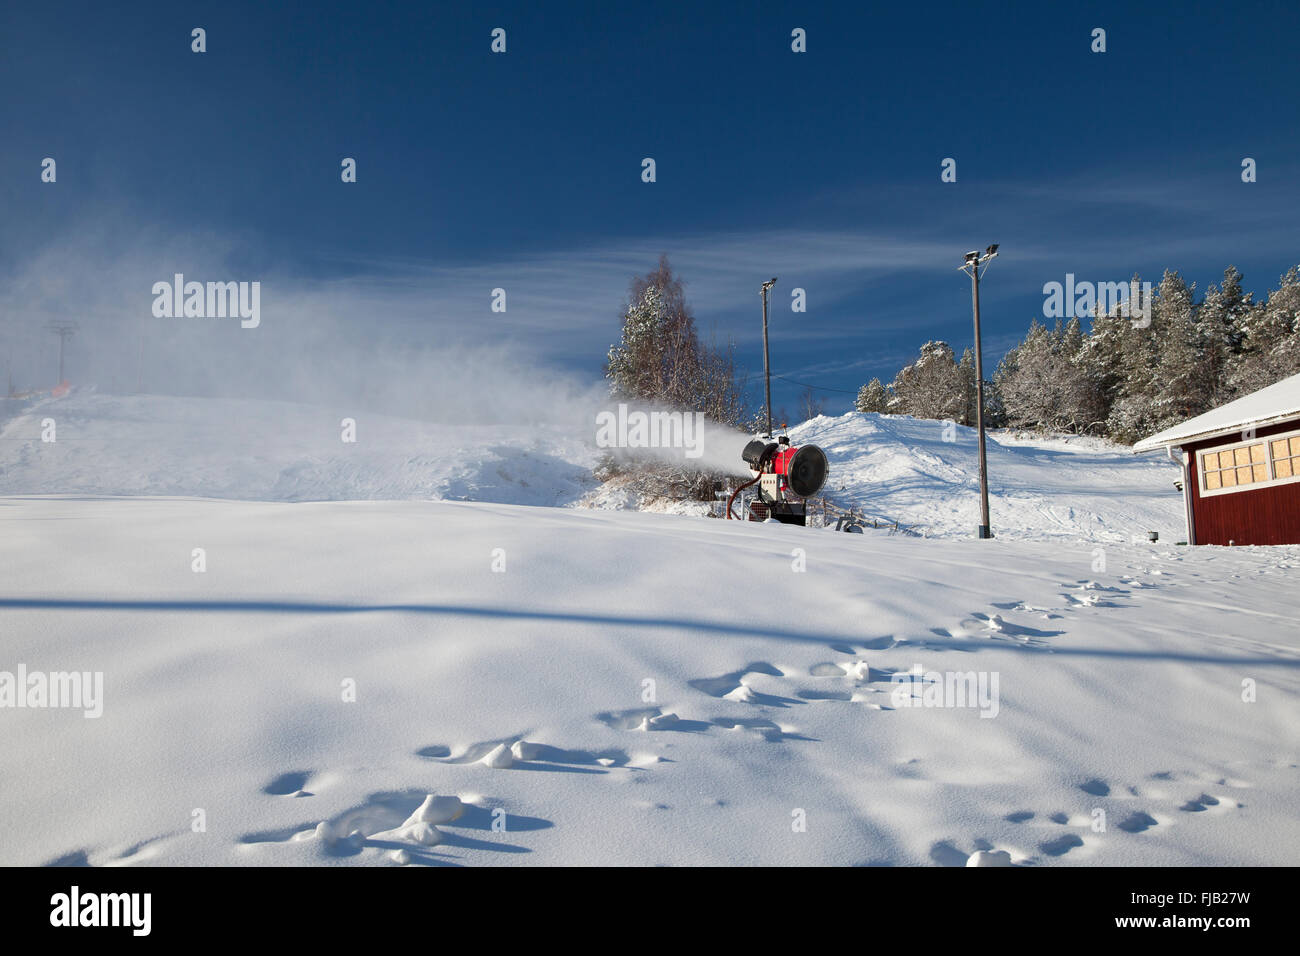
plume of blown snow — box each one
[1,224,766,481]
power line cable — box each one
[771,373,861,394]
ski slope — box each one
[1,393,1184,543]
[1,496,1296,866]
[1,392,1296,867]
[0,391,598,506]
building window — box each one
[1199,429,1300,497]
[1271,436,1300,479]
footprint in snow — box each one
[969,612,1064,640]
[966,849,1015,867]
[688,662,793,705]
[264,770,313,796]
[1039,834,1085,857]
[500,740,631,773]
[858,635,897,651]
[796,688,853,701]
[930,842,1018,867]
[711,716,813,743]
[1079,778,1110,797]
[928,841,970,867]
[808,660,872,681]
[1180,793,1221,812]
[240,790,549,864]
[594,707,710,733]
[1116,812,1160,833]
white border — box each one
[1198,427,1300,498]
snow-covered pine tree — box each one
[1150,270,1206,427]
[1191,266,1253,408]
[1077,287,1132,428]
[855,377,890,413]
[1109,270,1194,443]
[1230,265,1300,396]
[995,318,1097,432]
[889,341,969,423]
[994,320,1054,429]
[605,256,749,427]
[606,284,670,402]
[957,347,978,426]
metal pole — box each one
[761,283,773,436]
[971,266,991,538]
[46,322,77,385]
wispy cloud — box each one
[5,164,1296,414]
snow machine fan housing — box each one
[734,435,829,525]
[781,444,828,499]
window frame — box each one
[1197,427,1300,498]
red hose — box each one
[726,475,760,520]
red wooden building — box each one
[1135,372,1300,546]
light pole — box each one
[959,245,998,539]
[760,277,777,436]
[45,321,79,384]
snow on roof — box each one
[1133,372,1300,452]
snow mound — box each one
[789,412,1184,542]
[402,795,464,826]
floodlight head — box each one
[986,244,999,256]
[965,251,979,264]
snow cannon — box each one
[735,435,828,525]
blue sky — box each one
[3,0,1299,414]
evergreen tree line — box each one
[855,266,1300,444]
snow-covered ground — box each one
[2,393,1184,542]
[1,393,1296,866]
[0,391,598,506]
[791,413,1185,541]
[2,497,1297,866]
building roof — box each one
[1134,372,1300,452]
